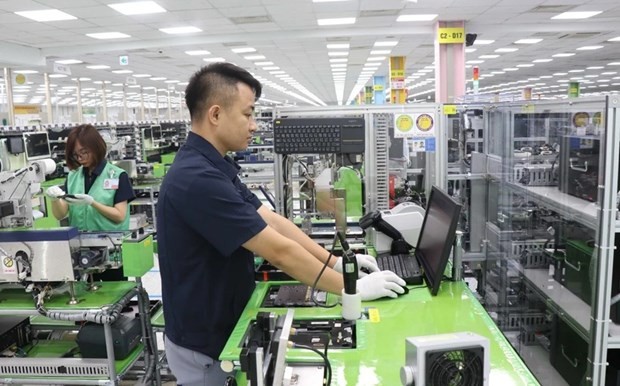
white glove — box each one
[357,271,407,301]
[333,253,380,277]
[45,186,65,201]
[65,193,94,206]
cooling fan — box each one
[400,332,489,386]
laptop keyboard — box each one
[376,253,423,285]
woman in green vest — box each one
[45,124,135,231]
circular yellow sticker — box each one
[15,74,26,85]
[416,114,434,132]
[396,115,414,132]
[573,112,589,127]
[3,257,13,268]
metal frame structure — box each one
[0,280,160,386]
[273,104,442,218]
[477,96,620,385]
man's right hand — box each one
[357,271,407,300]
[45,186,65,201]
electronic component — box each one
[263,284,327,307]
[0,316,31,353]
[273,117,365,154]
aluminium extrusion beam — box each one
[589,96,620,385]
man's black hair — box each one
[185,62,262,123]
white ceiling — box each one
[1,0,620,107]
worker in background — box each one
[44,124,135,280]
[157,62,406,386]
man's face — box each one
[218,82,257,152]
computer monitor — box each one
[23,132,51,161]
[416,186,462,296]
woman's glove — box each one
[357,271,406,300]
[45,186,65,201]
[65,194,94,206]
[333,254,380,277]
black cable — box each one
[311,233,339,308]
[293,344,332,386]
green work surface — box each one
[0,281,137,312]
[221,281,540,386]
[6,340,144,380]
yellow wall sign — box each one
[438,27,465,44]
[373,84,384,92]
[443,105,457,115]
[390,69,405,78]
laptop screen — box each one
[416,186,462,296]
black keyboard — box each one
[376,253,423,285]
[273,117,365,154]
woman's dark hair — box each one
[185,62,262,123]
[65,124,107,170]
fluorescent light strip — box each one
[86,65,110,70]
[244,55,266,60]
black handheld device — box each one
[337,232,358,295]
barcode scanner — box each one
[337,232,358,295]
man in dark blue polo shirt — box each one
[157,62,406,385]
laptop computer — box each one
[376,186,462,295]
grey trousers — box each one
[165,335,231,386]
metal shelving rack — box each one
[477,96,620,385]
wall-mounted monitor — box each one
[23,132,51,161]
[7,136,25,155]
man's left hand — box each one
[333,253,380,277]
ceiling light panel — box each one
[374,41,398,47]
[515,39,543,44]
[86,65,110,69]
[396,14,437,22]
[327,43,350,49]
[185,50,210,56]
[108,1,166,15]
[244,55,266,60]
[159,26,202,34]
[86,32,130,39]
[577,46,604,50]
[317,17,356,26]
[55,59,82,64]
[15,9,77,22]
[231,47,256,53]
[551,11,601,19]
